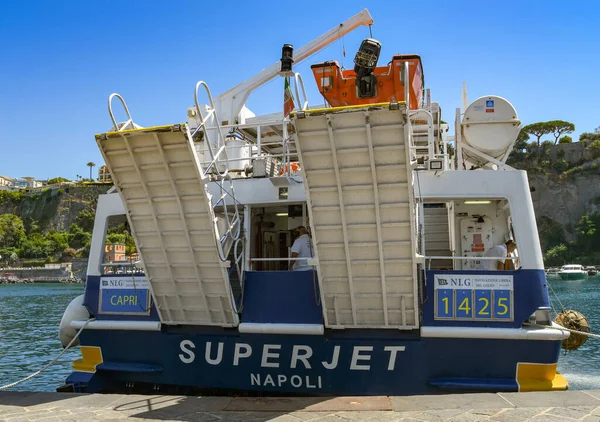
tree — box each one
[559,135,572,144]
[19,233,51,258]
[61,248,77,262]
[575,215,597,255]
[544,244,570,266]
[0,214,26,248]
[75,209,96,232]
[86,162,96,181]
[579,132,600,146]
[48,177,70,184]
[68,224,91,250]
[45,230,69,257]
[589,140,600,160]
[547,120,575,144]
[523,122,554,157]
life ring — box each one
[279,162,300,175]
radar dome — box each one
[461,96,521,166]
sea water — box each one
[550,275,600,390]
[0,283,84,392]
[0,280,598,392]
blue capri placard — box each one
[99,276,151,315]
[433,274,513,321]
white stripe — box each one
[421,324,569,341]
[239,323,324,335]
[70,320,161,331]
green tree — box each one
[544,244,570,266]
[68,224,91,250]
[523,122,554,157]
[19,233,51,258]
[508,129,530,163]
[45,230,69,256]
[552,158,569,173]
[558,135,572,144]
[48,177,70,184]
[61,248,77,262]
[547,120,575,144]
[575,215,597,255]
[86,162,96,181]
[76,209,96,232]
[0,214,26,248]
[579,132,600,146]
[588,140,600,159]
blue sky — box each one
[1,0,599,180]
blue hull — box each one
[64,269,565,395]
[66,328,562,395]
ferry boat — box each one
[558,265,587,280]
[58,9,570,395]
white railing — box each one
[423,255,518,270]
[193,81,243,265]
[108,93,136,131]
[191,72,309,179]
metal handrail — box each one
[293,72,309,111]
[193,81,230,178]
[108,93,134,131]
[192,80,242,265]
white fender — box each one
[58,294,89,348]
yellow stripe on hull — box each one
[72,346,103,373]
[516,362,568,392]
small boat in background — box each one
[586,266,598,276]
[558,265,587,280]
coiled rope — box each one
[0,318,95,390]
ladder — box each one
[423,206,453,270]
[292,103,419,329]
[96,93,242,326]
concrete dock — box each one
[2,390,600,421]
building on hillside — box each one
[0,176,14,191]
[0,176,13,187]
[98,165,112,183]
[12,177,43,189]
[104,243,126,263]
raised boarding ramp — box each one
[96,124,238,326]
[292,104,419,329]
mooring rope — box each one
[0,318,95,390]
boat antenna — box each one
[369,24,373,38]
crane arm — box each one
[214,9,374,123]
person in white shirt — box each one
[476,239,517,271]
[289,226,313,271]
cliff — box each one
[0,185,112,233]
[530,171,600,249]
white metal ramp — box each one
[96,122,239,327]
[292,104,419,329]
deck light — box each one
[464,200,492,205]
[429,160,443,170]
[276,212,289,217]
[281,44,294,73]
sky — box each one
[1,0,599,180]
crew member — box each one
[476,239,517,271]
[289,226,313,271]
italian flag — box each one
[284,77,295,117]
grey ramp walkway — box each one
[1,391,600,421]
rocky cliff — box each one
[0,185,112,232]
[530,172,600,245]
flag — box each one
[284,77,295,117]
